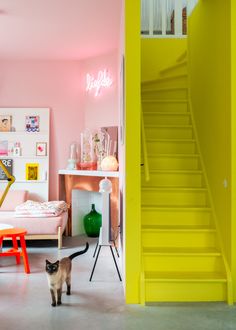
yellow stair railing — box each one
[141,105,150,182]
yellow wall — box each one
[188,0,231,263]
[231,0,236,300]
[141,39,187,82]
[125,0,141,303]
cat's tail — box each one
[69,242,89,260]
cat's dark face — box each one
[45,260,59,275]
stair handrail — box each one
[141,105,150,182]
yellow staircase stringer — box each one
[140,256,146,305]
[188,97,233,305]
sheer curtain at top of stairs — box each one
[141,0,188,37]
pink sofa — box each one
[0,190,68,249]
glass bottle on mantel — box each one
[83,204,102,237]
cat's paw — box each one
[66,291,71,295]
[57,301,62,306]
[51,302,56,307]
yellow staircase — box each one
[141,57,232,303]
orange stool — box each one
[0,228,30,274]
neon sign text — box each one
[86,69,113,96]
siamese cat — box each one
[45,242,89,307]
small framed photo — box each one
[26,163,39,181]
[13,147,21,157]
[25,115,40,132]
[36,142,47,156]
[0,140,8,156]
[0,159,13,180]
[0,115,12,132]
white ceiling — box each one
[0,0,122,60]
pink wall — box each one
[0,53,119,200]
[79,51,119,131]
[0,60,84,200]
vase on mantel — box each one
[83,204,102,237]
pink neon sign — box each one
[86,69,113,96]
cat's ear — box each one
[56,260,59,264]
[46,259,50,264]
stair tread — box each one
[144,169,202,174]
[145,271,227,282]
[160,60,187,74]
[144,124,192,128]
[147,138,195,141]
[142,225,215,232]
[142,74,188,86]
[143,247,221,255]
[142,186,205,191]
[142,99,188,103]
[148,154,199,158]
[142,187,207,191]
[144,111,190,116]
[142,206,211,211]
[142,86,188,92]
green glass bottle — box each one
[83,204,102,237]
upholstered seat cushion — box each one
[0,211,68,235]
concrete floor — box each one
[0,235,236,330]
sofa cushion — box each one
[0,211,68,235]
[0,190,28,211]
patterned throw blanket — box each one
[15,200,68,217]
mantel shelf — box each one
[58,169,119,178]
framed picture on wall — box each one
[0,115,12,132]
[26,163,39,180]
[25,115,40,132]
[0,140,8,156]
[0,159,13,180]
[36,142,47,156]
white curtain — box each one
[141,0,189,32]
[141,0,189,34]
[141,0,150,32]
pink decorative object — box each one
[101,156,118,171]
[79,162,97,171]
[80,129,95,170]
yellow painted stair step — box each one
[160,60,187,76]
[145,272,226,282]
[147,155,199,170]
[142,87,188,93]
[142,225,215,232]
[142,247,221,256]
[142,100,188,113]
[142,89,188,100]
[144,112,191,125]
[142,74,188,87]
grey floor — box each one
[0,235,236,330]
